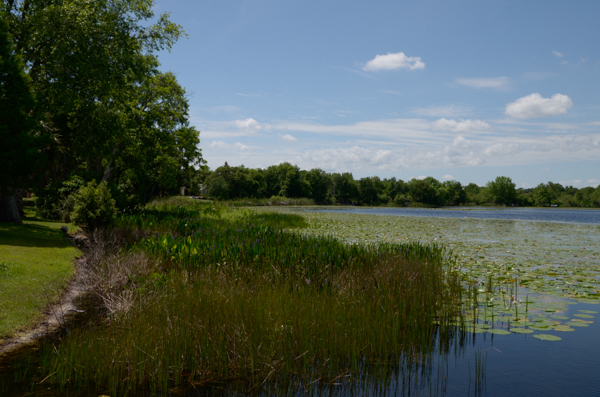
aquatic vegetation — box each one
[23,201,466,395]
[252,207,600,342]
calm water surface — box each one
[308,207,600,224]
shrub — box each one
[72,181,117,231]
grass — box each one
[23,199,465,395]
[0,204,80,338]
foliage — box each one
[72,181,117,231]
[487,176,517,205]
[33,202,463,394]
[3,0,203,207]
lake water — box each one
[307,207,600,224]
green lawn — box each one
[0,206,80,338]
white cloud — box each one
[235,117,261,131]
[210,140,229,149]
[301,146,393,171]
[455,77,509,89]
[432,118,491,132]
[588,179,600,186]
[552,50,564,58]
[381,90,402,96]
[363,52,425,71]
[235,142,250,151]
[505,93,573,119]
[415,176,427,180]
[280,133,297,142]
[442,174,454,180]
[412,104,473,118]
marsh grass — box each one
[23,201,465,395]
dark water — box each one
[306,207,600,224]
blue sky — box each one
[154,0,600,188]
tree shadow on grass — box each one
[0,222,72,248]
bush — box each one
[72,181,117,231]
[36,175,85,221]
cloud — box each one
[552,50,564,58]
[505,93,573,119]
[432,118,491,132]
[442,174,454,180]
[235,142,250,151]
[381,90,402,96]
[210,140,229,149]
[363,52,425,71]
[455,77,510,89]
[411,104,473,118]
[280,133,297,142]
[301,146,393,171]
[209,140,249,151]
[235,117,262,131]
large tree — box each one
[0,15,40,223]
[1,0,198,206]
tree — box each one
[305,168,331,204]
[487,176,517,205]
[0,16,40,223]
[2,0,191,207]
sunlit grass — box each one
[0,206,80,338]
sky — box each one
[153,0,600,188]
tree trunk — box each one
[0,186,22,224]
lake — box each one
[307,206,600,224]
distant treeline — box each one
[197,162,600,208]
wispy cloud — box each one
[411,104,473,118]
[552,50,564,58]
[455,77,510,89]
[363,52,425,71]
[381,90,402,96]
[280,133,297,142]
[432,118,491,132]
[505,93,573,119]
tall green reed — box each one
[29,202,465,395]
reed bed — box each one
[28,201,464,395]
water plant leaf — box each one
[573,314,594,319]
[565,322,589,327]
[510,328,534,334]
[578,310,598,314]
[487,329,511,335]
[533,334,562,341]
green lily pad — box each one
[566,322,589,327]
[553,326,575,332]
[533,334,562,341]
[510,328,534,334]
[578,310,598,314]
[487,329,511,335]
[550,315,569,320]
[573,314,594,319]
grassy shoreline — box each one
[0,207,79,339]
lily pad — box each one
[550,315,570,320]
[553,325,575,332]
[578,310,598,314]
[487,329,511,335]
[533,334,562,341]
[565,322,589,327]
[573,314,594,319]
[510,328,534,334]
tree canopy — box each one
[1,0,204,220]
